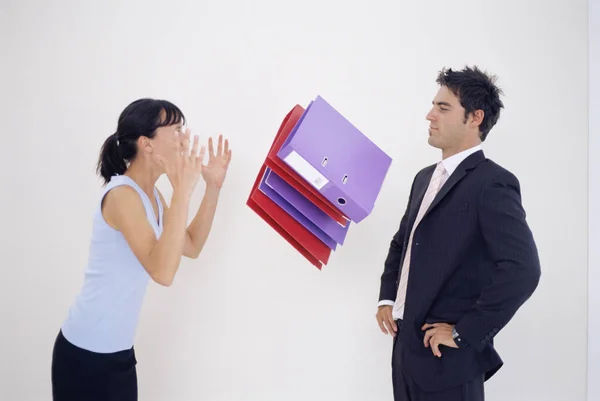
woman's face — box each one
[144,107,187,171]
[152,121,185,161]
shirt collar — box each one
[440,144,482,176]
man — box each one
[376,66,541,401]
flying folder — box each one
[246,95,392,268]
[264,170,350,246]
[277,96,393,224]
[247,164,331,269]
[265,105,350,227]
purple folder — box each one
[258,168,338,250]
[265,169,350,245]
[276,95,392,223]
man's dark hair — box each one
[436,65,504,141]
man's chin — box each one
[428,136,441,148]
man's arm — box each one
[375,174,419,336]
[454,170,541,352]
[378,212,409,303]
[378,172,419,302]
[376,212,409,336]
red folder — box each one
[265,105,349,227]
[247,163,330,269]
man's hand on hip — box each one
[376,305,397,336]
[422,322,458,357]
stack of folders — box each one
[247,95,393,269]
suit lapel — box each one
[409,150,485,219]
[421,150,487,219]
[407,165,435,230]
[424,167,467,217]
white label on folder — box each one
[284,150,329,190]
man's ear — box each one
[469,109,484,129]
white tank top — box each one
[61,175,164,353]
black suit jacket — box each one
[379,150,541,392]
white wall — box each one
[589,0,599,400]
[0,1,589,400]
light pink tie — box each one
[393,162,448,319]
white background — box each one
[589,0,599,400]
[0,0,590,400]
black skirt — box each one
[51,330,138,401]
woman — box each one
[51,98,232,400]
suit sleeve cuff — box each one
[454,317,499,352]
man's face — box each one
[425,86,471,153]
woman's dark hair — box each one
[96,98,185,185]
